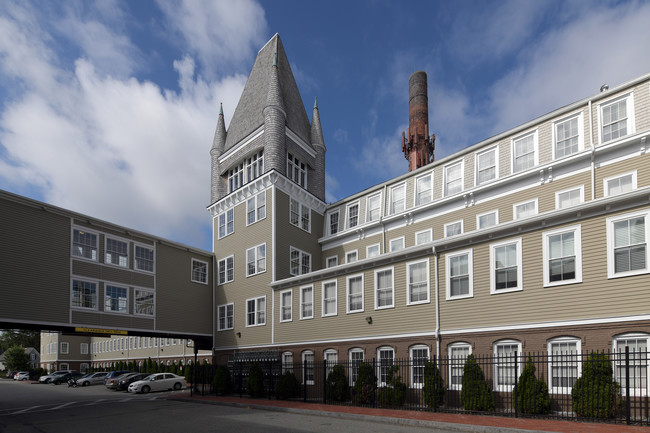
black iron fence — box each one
[191,348,650,425]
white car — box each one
[127,373,186,394]
[14,371,30,381]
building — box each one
[0,347,39,370]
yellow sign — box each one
[75,327,128,336]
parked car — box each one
[51,371,84,385]
[105,372,137,390]
[127,373,186,394]
[103,370,135,386]
[39,370,74,384]
[75,371,109,386]
[115,373,149,391]
[14,371,30,381]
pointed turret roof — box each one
[224,34,311,152]
[212,103,226,153]
[310,97,325,150]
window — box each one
[72,280,97,310]
[134,289,154,316]
[218,256,234,285]
[326,256,338,268]
[605,172,636,196]
[494,340,522,391]
[245,151,264,183]
[410,345,429,388]
[366,244,380,259]
[389,183,406,214]
[415,172,433,206]
[228,163,244,192]
[444,161,463,196]
[290,247,311,276]
[302,351,314,384]
[346,274,364,313]
[246,296,266,326]
[614,333,649,396]
[446,249,473,299]
[415,229,432,245]
[513,131,537,173]
[105,285,128,313]
[280,290,292,322]
[60,342,69,354]
[377,347,394,386]
[375,267,394,309]
[246,244,266,276]
[407,259,429,304]
[548,338,581,394]
[105,237,128,267]
[477,210,498,229]
[490,238,523,294]
[282,352,293,373]
[556,186,583,209]
[444,220,463,237]
[476,146,498,185]
[514,199,537,220]
[287,153,307,188]
[554,114,583,158]
[247,191,266,225]
[134,244,154,272]
[80,343,88,355]
[449,343,471,390]
[600,94,634,143]
[60,363,69,371]
[322,281,337,317]
[389,237,404,252]
[191,259,209,284]
[324,349,338,376]
[543,225,582,287]
[80,363,89,374]
[349,348,364,385]
[346,250,358,263]
[366,193,382,222]
[607,211,648,278]
[290,198,310,231]
[218,208,234,238]
[327,210,339,235]
[300,286,313,319]
[218,303,234,330]
[72,228,98,260]
[346,202,359,228]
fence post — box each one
[432,355,437,413]
[303,358,307,403]
[372,358,376,408]
[238,361,243,398]
[513,351,518,418]
[323,360,327,404]
[625,346,631,425]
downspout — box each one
[271,185,276,345]
[433,247,440,360]
[589,100,595,201]
[381,184,387,252]
[212,254,216,365]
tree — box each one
[572,352,619,418]
[4,346,30,371]
[247,363,265,397]
[513,358,551,415]
[423,361,445,409]
[0,330,40,352]
[351,363,376,405]
[460,355,495,411]
[275,371,300,400]
[326,364,349,402]
[213,366,233,395]
[377,365,407,407]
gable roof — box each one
[224,33,312,151]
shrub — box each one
[276,371,300,400]
[247,363,265,398]
[351,363,376,405]
[571,352,619,418]
[423,361,445,409]
[326,364,350,402]
[377,365,407,407]
[513,358,551,415]
[460,355,495,411]
[213,365,233,395]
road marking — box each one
[47,401,77,411]
[10,406,43,415]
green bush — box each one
[571,352,619,418]
[351,363,376,405]
[423,361,445,409]
[276,371,300,400]
[460,355,494,411]
[247,363,265,398]
[513,358,551,415]
[326,364,350,402]
[213,365,233,395]
[377,365,407,407]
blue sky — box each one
[2,0,650,251]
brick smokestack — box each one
[402,71,435,171]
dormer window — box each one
[228,151,264,193]
[288,153,307,188]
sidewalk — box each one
[171,392,649,433]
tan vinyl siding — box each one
[595,152,650,199]
[635,82,650,131]
[321,233,383,265]
[498,138,511,178]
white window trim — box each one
[348,348,365,386]
[302,350,315,385]
[321,280,338,317]
[407,258,430,305]
[345,250,358,263]
[409,344,430,389]
[217,303,234,331]
[377,346,395,386]
[555,185,584,209]
[282,351,294,373]
[80,343,88,355]
[191,258,209,284]
[133,242,155,273]
[389,182,407,215]
[493,340,522,392]
[374,266,395,310]
[290,246,311,276]
[389,236,405,252]
[290,197,311,232]
[477,209,499,230]
[448,342,472,391]
[327,209,340,236]
[71,278,99,311]
[346,201,360,229]
[604,171,637,197]
[612,332,650,397]
[218,208,234,239]
[324,349,338,375]
[543,224,583,287]
[104,284,129,314]
[245,295,266,327]
[606,210,650,279]
[246,191,266,226]
[511,130,539,173]
[346,273,364,314]
[246,243,266,277]
[513,198,538,220]
[300,285,314,320]
[134,288,155,317]
[444,220,464,238]
[366,243,380,259]
[366,192,382,223]
[597,92,635,145]
[326,255,338,268]
[414,171,434,206]
[547,337,582,394]
[60,342,69,354]
[445,249,474,300]
[552,111,584,160]
[218,255,234,285]
[490,237,523,294]
[444,159,464,196]
[71,226,99,262]
[415,228,432,246]
[475,145,499,186]
[280,290,293,323]
[104,235,130,268]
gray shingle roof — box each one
[224,33,312,152]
